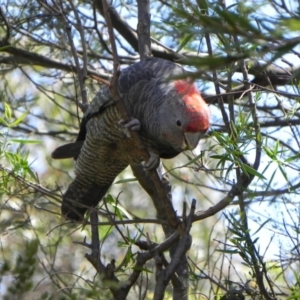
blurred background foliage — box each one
[1,0,300,299]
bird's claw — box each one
[118,118,141,137]
[143,151,160,171]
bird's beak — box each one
[184,131,203,150]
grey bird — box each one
[52,57,210,221]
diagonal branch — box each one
[0,41,111,81]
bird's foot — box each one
[143,151,160,171]
[118,118,141,138]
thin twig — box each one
[0,164,61,202]
[68,0,88,88]
[52,0,88,107]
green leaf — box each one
[271,40,299,63]
[281,18,300,31]
[242,164,266,180]
[180,153,204,167]
[10,139,41,144]
[210,155,226,160]
[115,177,137,184]
[264,167,276,194]
[196,0,208,11]
[285,153,300,163]
[0,45,11,51]
[99,225,113,240]
[5,151,18,164]
[288,295,300,300]
[278,164,288,183]
[112,204,132,220]
[264,146,276,160]
[26,167,38,182]
[176,34,194,53]
[123,247,134,267]
[213,131,228,144]
[105,194,116,204]
[4,102,12,120]
[0,116,8,126]
[9,112,27,127]
[115,206,124,221]
[214,7,261,35]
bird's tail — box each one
[62,182,111,221]
[51,141,84,160]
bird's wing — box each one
[51,58,183,159]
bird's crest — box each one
[174,80,210,133]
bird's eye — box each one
[176,120,182,126]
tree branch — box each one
[137,0,151,60]
[153,200,195,300]
[84,211,130,300]
[193,171,255,222]
[0,43,111,80]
